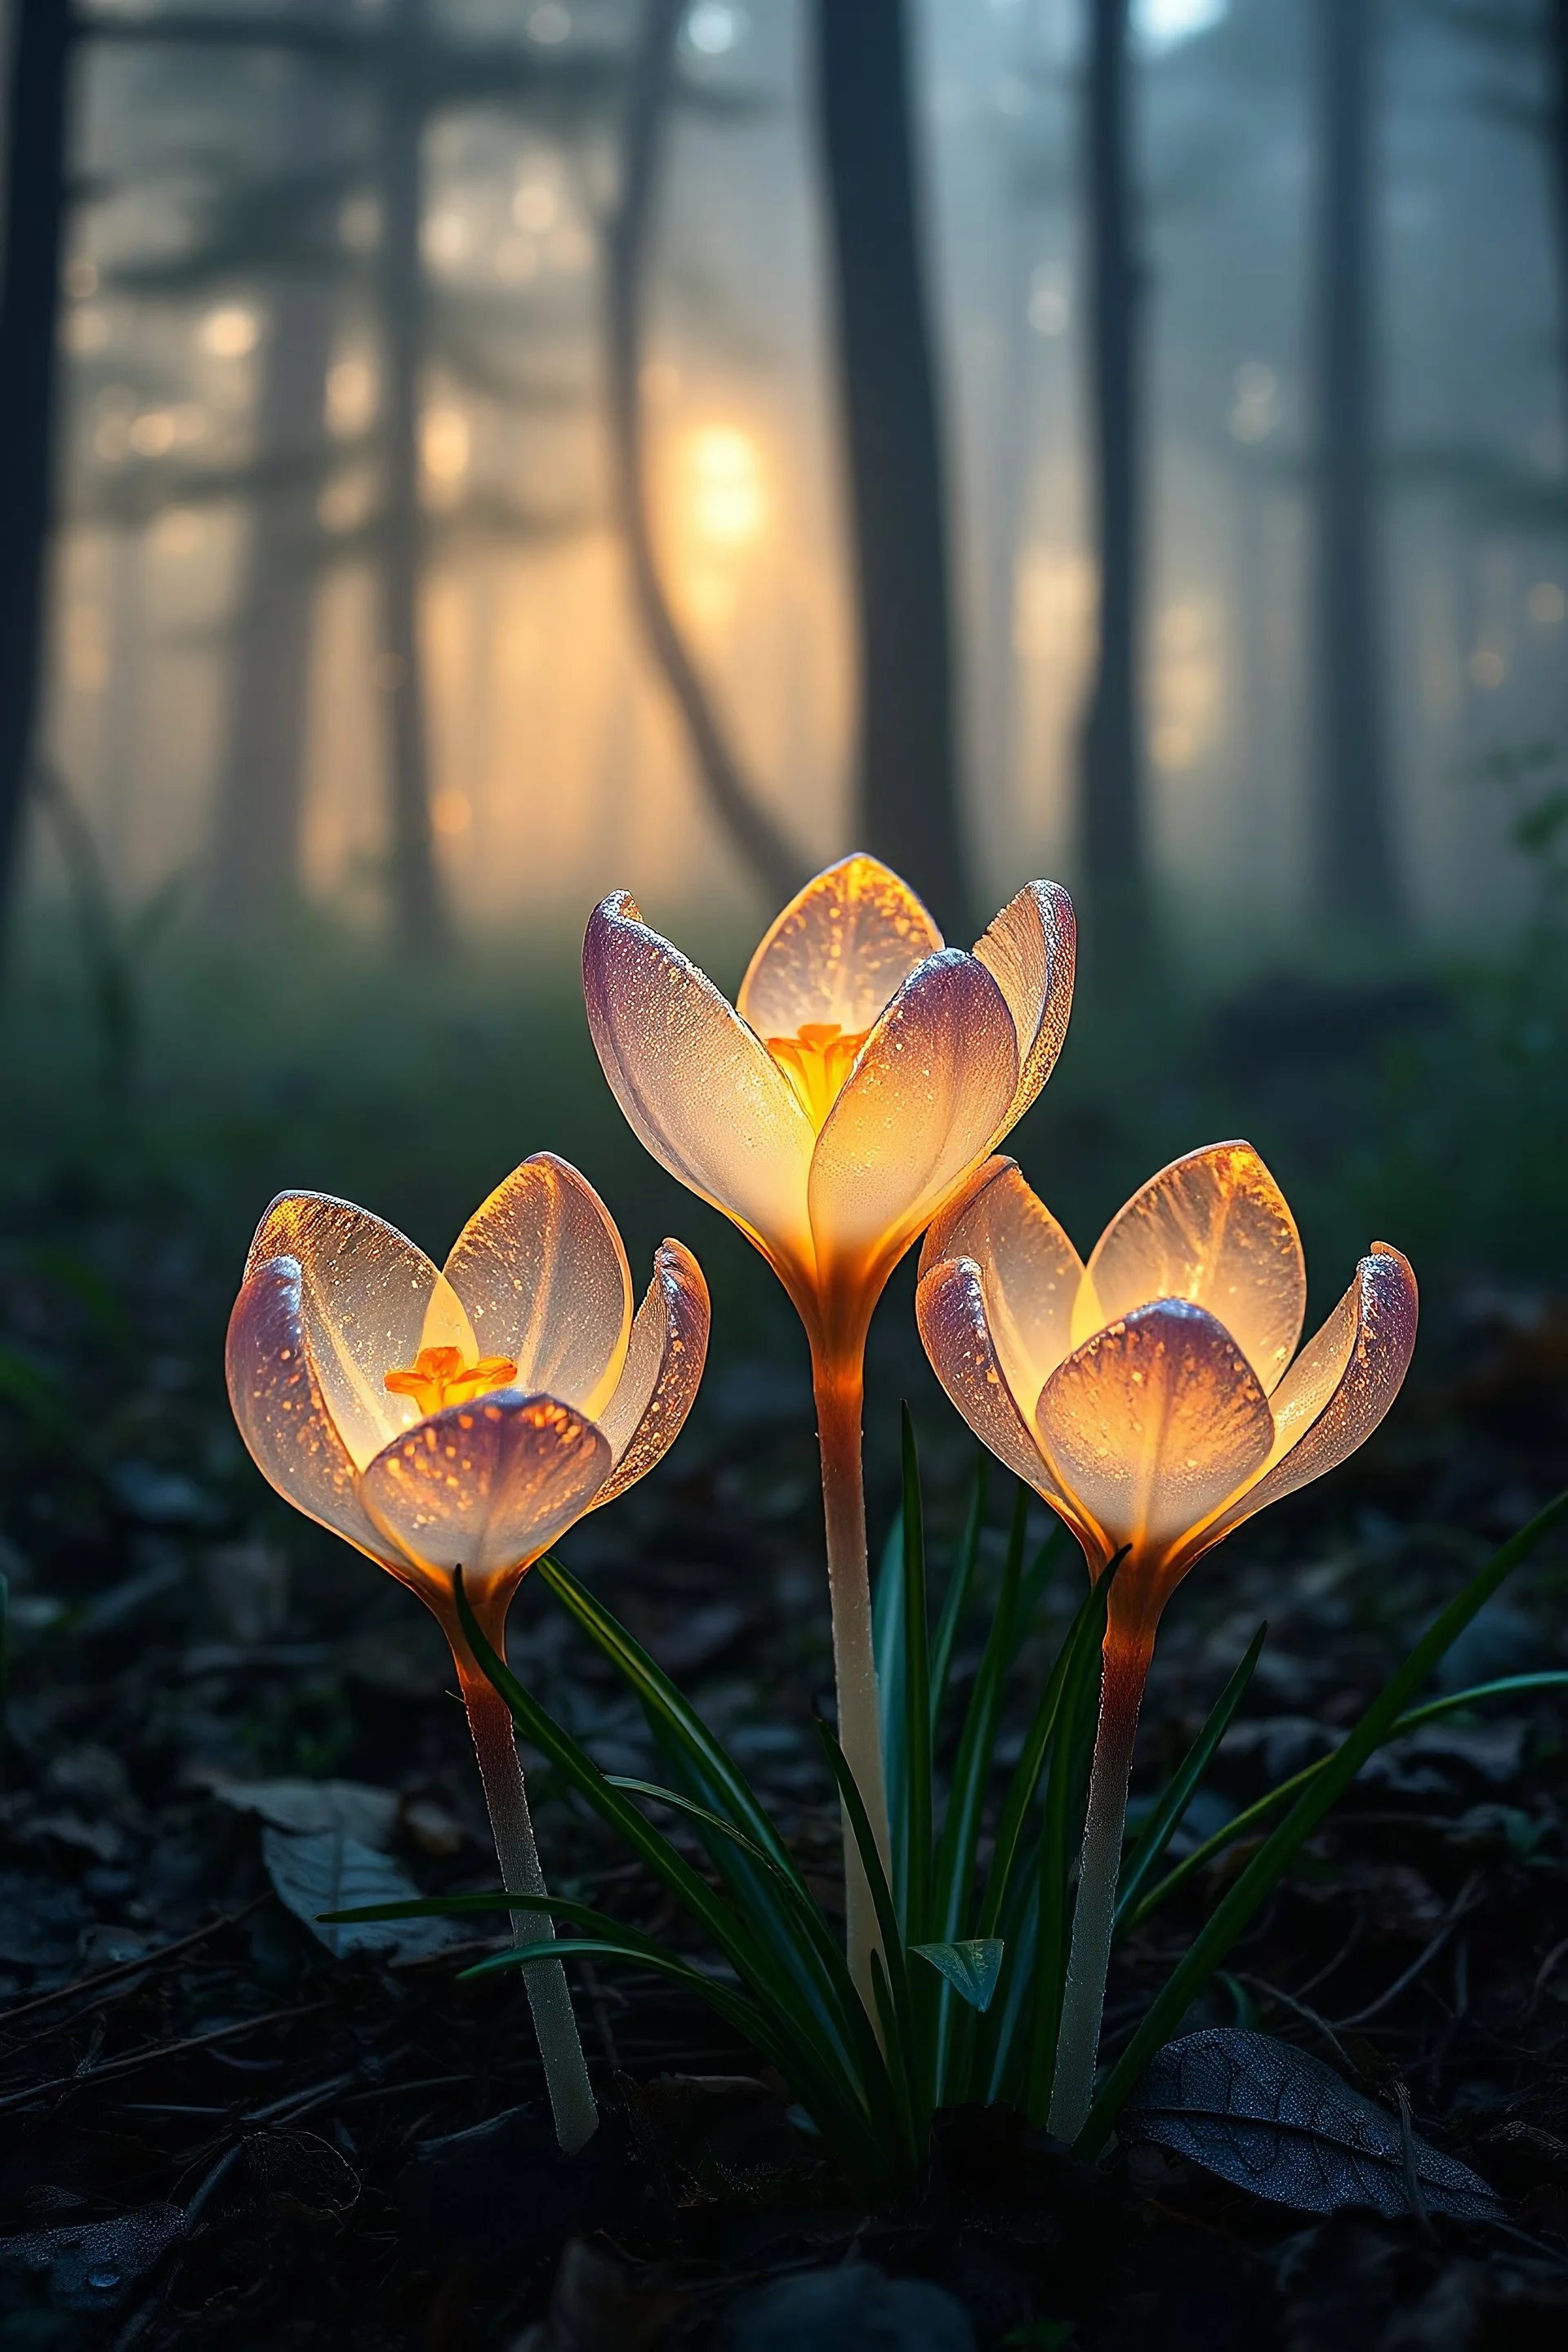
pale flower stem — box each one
[813,1351,894,2016]
[1047,1639,1148,2144]
[460,1665,599,2154]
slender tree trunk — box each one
[378,0,445,951]
[0,0,74,945]
[1076,0,1146,938]
[1312,0,1397,920]
[814,0,971,936]
[1547,0,1568,407]
[604,0,804,906]
[209,46,348,929]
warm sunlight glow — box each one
[201,306,259,359]
[688,426,766,546]
[421,408,470,483]
[432,788,473,837]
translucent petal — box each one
[920,1156,1086,1405]
[225,1255,388,1563]
[973,880,1076,1129]
[808,949,1018,1268]
[1210,1245,1419,1539]
[1082,1142,1306,1392]
[245,1192,476,1470]
[737,854,942,1040]
[359,1392,612,1585]
[915,1255,1058,1499]
[592,1239,710,1507]
[583,893,815,1272]
[1036,1299,1276,1558]
[443,1153,632,1423]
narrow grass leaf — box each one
[900,1405,933,1945]
[930,1453,987,1733]
[1080,1491,1568,2154]
[1114,1624,1267,1929]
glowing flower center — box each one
[384,1343,519,1417]
[765,1022,871,1129]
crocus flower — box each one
[226,1152,709,2153]
[584,854,1074,1996]
[915,1140,1417,2137]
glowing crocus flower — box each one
[915,1140,1417,2136]
[585,854,1075,1996]
[225,1152,709,2153]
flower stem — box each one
[459,1662,599,2154]
[812,1348,893,2013]
[1047,1635,1149,2144]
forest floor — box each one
[1,920,1567,2348]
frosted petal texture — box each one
[585,893,814,1270]
[359,1392,611,1584]
[1085,1143,1306,1392]
[973,879,1076,1128]
[1036,1300,1276,1557]
[594,1239,710,1505]
[225,1255,387,1561]
[915,1256,1058,1499]
[922,1156,1085,1406]
[809,950,1018,1266]
[245,1192,473,1469]
[737,853,942,1040]
[443,1152,632,1423]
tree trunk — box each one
[1547,0,1568,407]
[604,0,805,907]
[378,0,445,952]
[208,50,347,929]
[1312,0,1397,920]
[1076,0,1146,938]
[0,0,74,947]
[814,0,971,935]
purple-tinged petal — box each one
[359,1391,611,1587]
[973,880,1076,1131]
[243,1191,474,1468]
[808,949,1018,1270]
[225,1255,388,1563]
[920,1156,1086,1405]
[1036,1299,1276,1561]
[592,1239,710,1508]
[584,893,815,1272]
[1209,1245,1419,1541]
[915,1254,1058,1500]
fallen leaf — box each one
[1123,2029,1503,2220]
[210,1775,399,1848]
[261,1827,454,1959]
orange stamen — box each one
[384,1343,519,1417]
[765,1021,871,1129]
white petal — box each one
[1081,1142,1306,1392]
[973,880,1076,1130]
[584,893,815,1274]
[244,1192,474,1469]
[737,853,943,1040]
[920,1156,1086,1406]
[225,1256,389,1563]
[443,1153,632,1422]
[593,1239,710,1507]
[808,949,1018,1276]
[359,1392,611,1586]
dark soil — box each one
[2,1222,1568,2348]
